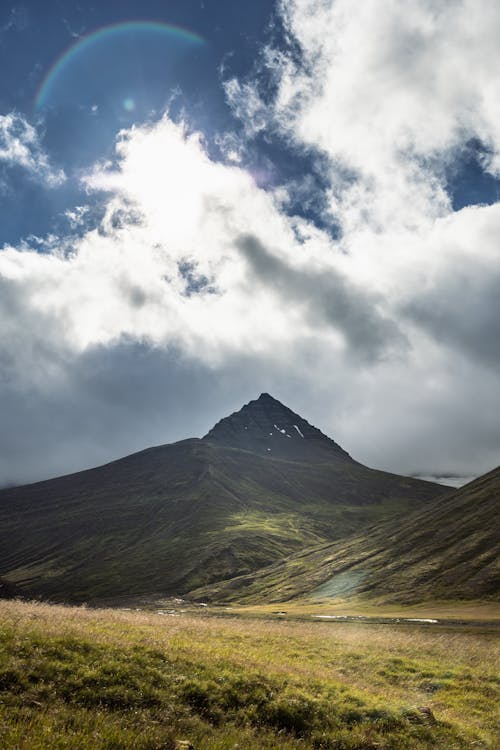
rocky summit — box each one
[204,393,351,462]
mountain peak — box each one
[203,394,351,462]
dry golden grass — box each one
[226,598,500,621]
[0,599,498,749]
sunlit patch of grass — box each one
[221,509,322,544]
[0,600,498,749]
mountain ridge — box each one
[0,394,448,604]
[191,464,500,604]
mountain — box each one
[193,464,500,605]
[205,392,351,462]
[0,394,447,604]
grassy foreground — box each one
[0,600,498,749]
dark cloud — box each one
[0,339,310,486]
[238,233,406,362]
[405,265,500,369]
[0,274,69,385]
[1,324,500,488]
[0,342,240,486]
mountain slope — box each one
[0,394,447,603]
[193,465,500,604]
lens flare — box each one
[34,21,205,111]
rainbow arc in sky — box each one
[35,21,205,111]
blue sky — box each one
[3,0,498,247]
[0,0,281,243]
[2,0,500,486]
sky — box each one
[1,0,500,487]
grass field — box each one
[223,598,500,622]
[0,600,498,749]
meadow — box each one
[0,599,498,749]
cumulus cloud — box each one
[222,0,500,470]
[237,233,405,362]
[3,2,500,485]
[227,0,500,232]
[1,115,384,364]
[0,114,407,484]
[0,113,65,187]
[401,204,500,369]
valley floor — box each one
[221,598,500,623]
[0,599,498,749]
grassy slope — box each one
[0,439,445,603]
[191,466,500,605]
[0,599,498,749]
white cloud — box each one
[2,116,386,374]
[4,3,500,483]
[64,205,91,229]
[228,0,500,233]
[0,110,495,481]
[0,113,65,187]
[223,0,500,427]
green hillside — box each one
[0,394,445,604]
[193,464,500,605]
